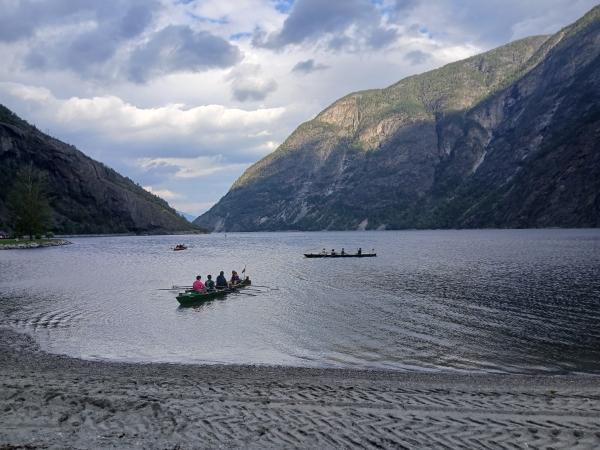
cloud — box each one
[0,0,94,43]
[128,25,243,83]
[138,156,251,179]
[142,185,218,216]
[1,0,243,83]
[142,186,184,200]
[226,63,278,102]
[252,0,399,51]
[413,0,600,49]
[366,26,399,50]
[231,78,278,102]
[13,0,161,78]
[388,0,421,21]
[291,59,330,74]
[403,49,432,65]
[53,94,285,142]
[2,83,52,103]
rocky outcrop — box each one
[196,6,600,231]
[0,107,207,235]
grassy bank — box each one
[0,238,54,245]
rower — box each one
[205,274,216,292]
[192,275,205,292]
[331,249,336,255]
[230,270,242,285]
[321,248,327,255]
[216,271,228,290]
[341,248,346,255]
[357,247,362,255]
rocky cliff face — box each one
[196,6,600,232]
[0,107,206,235]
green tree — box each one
[7,165,51,240]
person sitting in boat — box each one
[357,247,362,255]
[321,248,327,255]
[192,275,205,293]
[216,271,228,290]
[331,249,336,255]
[341,248,346,255]
[230,270,242,285]
[205,275,216,292]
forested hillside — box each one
[0,105,207,235]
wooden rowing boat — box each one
[175,279,251,306]
[304,253,376,258]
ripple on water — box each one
[0,229,599,373]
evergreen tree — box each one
[7,165,51,240]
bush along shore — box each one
[0,239,72,249]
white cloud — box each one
[138,156,251,179]
[4,83,52,102]
[142,186,183,200]
[226,63,278,102]
[55,95,285,139]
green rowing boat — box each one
[304,253,376,258]
[175,279,251,306]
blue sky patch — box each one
[230,32,253,41]
[275,0,294,14]
[186,12,228,25]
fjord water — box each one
[1,230,599,374]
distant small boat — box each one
[174,245,187,251]
[304,253,376,258]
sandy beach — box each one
[0,327,599,449]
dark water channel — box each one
[0,229,599,374]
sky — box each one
[1,0,598,218]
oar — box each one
[155,285,193,290]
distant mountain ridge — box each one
[177,211,198,222]
[196,6,600,231]
[0,105,207,235]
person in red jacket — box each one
[192,275,205,292]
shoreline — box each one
[0,239,72,250]
[1,328,599,449]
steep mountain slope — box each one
[196,6,600,231]
[0,106,207,234]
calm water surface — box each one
[1,230,599,374]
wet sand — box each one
[1,327,599,449]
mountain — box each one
[0,105,208,235]
[196,6,600,232]
[177,211,198,222]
